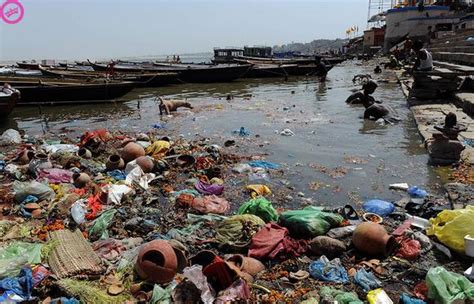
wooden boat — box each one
[89,61,251,83]
[241,62,333,78]
[0,84,20,117]
[38,65,180,87]
[0,77,135,105]
[16,61,40,70]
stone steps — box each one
[432,52,474,66]
[434,60,474,74]
[430,46,474,54]
[434,29,474,43]
[455,93,474,117]
[430,40,473,48]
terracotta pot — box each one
[173,247,188,273]
[77,148,92,159]
[352,222,398,256]
[227,254,265,276]
[106,155,125,171]
[189,250,217,268]
[121,142,145,163]
[135,156,155,173]
[135,240,178,283]
[73,172,91,188]
[29,152,52,173]
[17,150,34,165]
[176,155,196,168]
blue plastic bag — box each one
[354,268,381,291]
[248,160,280,170]
[400,294,426,304]
[407,186,428,198]
[363,199,395,217]
[107,170,126,181]
[0,267,33,300]
[308,255,349,283]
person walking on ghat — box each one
[412,40,433,71]
[346,80,378,108]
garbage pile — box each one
[0,127,473,303]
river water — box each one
[1,61,442,207]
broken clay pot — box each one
[135,240,178,284]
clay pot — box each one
[31,209,42,218]
[227,254,265,276]
[352,222,398,256]
[73,172,91,188]
[121,142,145,163]
[173,247,188,273]
[176,155,196,167]
[29,152,52,173]
[24,203,40,211]
[77,148,92,159]
[17,150,34,165]
[135,240,178,284]
[189,250,217,267]
[106,155,125,171]
[135,156,155,173]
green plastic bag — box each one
[426,267,474,304]
[427,206,474,253]
[237,197,278,223]
[216,214,265,248]
[320,286,363,304]
[0,241,43,278]
[279,206,343,238]
[88,209,117,240]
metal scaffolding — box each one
[367,0,395,23]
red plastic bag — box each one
[396,237,421,260]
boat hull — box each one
[0,90,19,117]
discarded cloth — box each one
[249,223,307,260]
[189,195,230,215]
[354,268,381,291]
[426,267,474,304]
[37,168,73,184]
[319,286,363,304]
[245,184,271,198]
[0,267,33,300]
[195,180,224,196]
[13,180,55,203]
[125,166,156,190]
[237,197,278,223]
[145,140,170,159]
[308,255,349,283]
[104,184,134,205]
[79,129,112,147]
[395,237,421,260]
[279,206,343,238]
[216,215,265,248]
[363,199,395,217]
[248,160,280,169]
[215,279,250,304]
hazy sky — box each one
[0,0,367,61]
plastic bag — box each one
[354,268,381,292]
[426,206,474,253]
[400,294,426,304]
[320,286,363,304]
[395,238,421,260]
[0,129,21,146]
[41,144,78,154]
[367,289,393,304]
[13,180,55,204]
[0,267,33,300]
[426,267,474,304]
[88,209,117,240]
[248,160,280,169]
[237,197,278,223]
[70,200,87,225]
[363,200,395,217]
[407,186,428,198]
[308,255,349,283]
[0,242,43,278]
[216,214,265,248]
[279,206,343,238]
[183,265,215,304]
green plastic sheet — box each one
[237,197,278,223]
[0,241,43,278]
[279,206,343,238]
[88,209,117,240]
[426,267,474,304]
[320,286,363,304]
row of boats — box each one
[1,55,343,117]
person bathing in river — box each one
[363,103,401,124]
[345,80,378,107]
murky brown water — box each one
[1,61,442,206]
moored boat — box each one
[16,61,41,70]
[0,84,20,117]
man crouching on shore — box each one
[158,97,193,115]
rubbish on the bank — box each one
[88,209,117,240]
[248,223,307,259]
[407,186,428,198]
[363,213,383,224]
[28,152,52,175]
[38,168,74,184]
[340,204,361,224]
[248,171,271,182]
[176,154,196,167]
[389,183,409,191]
[464,235,474,281]
[48,230,103,278]
[77,147,92,159]
[245,184,271,198]
[308,255,349,283]
[146,140,170,160]
[202,255,242,291]
[106,155,125,171]
[427,206,474,253]
[150,283,174,304]
[308,236,346,258]
[363,199,395,217]
[320,286,363,304]
[352,222,398,256]
[0,241,42,279]
[392,219,413,236]
[0,267,32,301]
[400,293,426,304]
[32,265,50,287]
[280,128,295,136]
[279,206,343,238]
[13,180,55,203]
[104,184,134,205]
[354,268,381,291]
[56,278,131,303]
[237,197,278,223]
[396,237,421,260]
[232,163,252,174]
[183,265,215,304]
[327,225,356,238]
[215,278,251,304]
[72,172,90,188]
[367,289,393,304]
[248,160,280,170]
[232,127,250,137]
[227,254,265,276]
[411,231,433,254]
[121,142,146,163]
[41,144,79,154]
[136,240,178,284]
[189,195,230,214]
[407,215,430,229]
[125,165,156,190]
[0,129,21,145]
[195,180,224,196]
[289,270,310,281]
[426,267,474,304]
[216,215,265,249]
[70,200,87,224]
